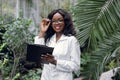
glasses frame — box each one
[51,19,64,24]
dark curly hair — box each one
[45,9,76,43]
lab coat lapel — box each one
[50,34,68,42]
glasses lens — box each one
[52,20,64,24]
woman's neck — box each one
[56,33,62,42]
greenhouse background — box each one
[0,0,120,80]
[0,0,78,35]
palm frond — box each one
[73,0,120,50]
[83,32,120,80]
[72,0,120,79]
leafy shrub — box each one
[0,18,42,80]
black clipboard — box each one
[26,44,54,63]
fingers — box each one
[42,18,51,26]
[40,18,51,33]
[46,53,54,58]
[47,21,51,26]
[41,55,48,60]
[41,53,54,59]
[41,55,47,62]
[41,54,55,64]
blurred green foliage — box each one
[0,18,42,80]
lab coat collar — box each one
[51,33,68,42]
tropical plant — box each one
[72,0,120,80]
[2,18,37,79]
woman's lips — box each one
[55,26,61,30]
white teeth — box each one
[56,26,60,29]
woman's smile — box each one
[55,25,61,30]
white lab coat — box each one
[34,34,81,80]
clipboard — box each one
[26,44,54,63]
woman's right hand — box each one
[39,18,51,37]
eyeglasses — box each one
[51,19,64,24]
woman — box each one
[34,9,81,80]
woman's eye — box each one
[59,20,64,22]
[52,20,55,22]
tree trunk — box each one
[15,0,19,18]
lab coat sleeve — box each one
[56,37,81,73]
[34,36,45,45]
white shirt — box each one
[34,34,81,80]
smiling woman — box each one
[34,9,81,80]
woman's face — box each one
[51,12,65,34]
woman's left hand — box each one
[41,54,57,65]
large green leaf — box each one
[73,0,120,50]
[82,32,120,80]
[72,0,120,80]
